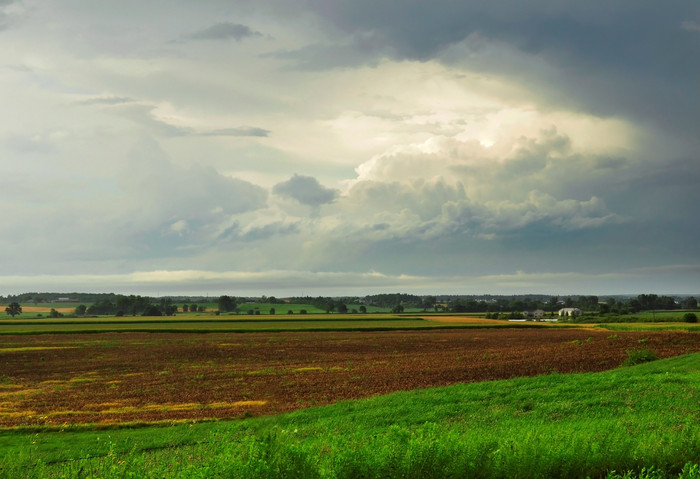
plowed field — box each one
[1,329,698,427]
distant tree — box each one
[49,308,63,318]
[5,302,21,318]
[287,310,293,315]
[269,308,276,315]
[336,302,348,314]
[392,304,404,313]
[359,305,367,314]
[299,309,307,314]
[197,305,206,313]
[142,305,162,317]
[218,295,236,313]
[681,297,698,309]
[75,304,87,316]
[684,313,698,323]
[627,299,642,313]
[182,304,189,313]
[159,297,177,316]
[190,304,198,313]
[546,296,559,312]
[423,296,436,312]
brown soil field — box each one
[0,328,698,427]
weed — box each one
[622,348,658,367]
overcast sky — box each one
[1,1,699,296]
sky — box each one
[1,0,699,297]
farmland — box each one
[1,327,699,428]
[1,315,699,478]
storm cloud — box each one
[0,1,697,295]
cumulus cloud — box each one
[273,174,339,215]
[189,22,262,41]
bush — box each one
[683,313,698,323]
[622,348,658,367]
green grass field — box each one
[2,353,698,478]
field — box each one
[0,313,545,334]
[1,327,699,428]
[1,317,699,478]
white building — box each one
[558,308,582,317]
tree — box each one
[49,308,63,318]
[359,305,367,314]
[423,296,436,312]
[269,308,276,315]
[159,297,177,316]
[142,305,162,317]
[75,304,87,316]
[681,297,698,309]
[182,304,189,313]
[190,304,198,313]
[218,295,236,313]
[683,313,698,323]
[392,304,404,313]
[336,302,348,314]
[5,302,21,317]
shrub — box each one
[622,348,658,367]
[683,313,698,323]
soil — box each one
[1,328,698,427]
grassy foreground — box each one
[2,354,699,478]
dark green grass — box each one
[581,311,700,324]
[597,323,700,332]
[2,353,698,478]
[0,317,546,335]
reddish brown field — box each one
[1,328,698,427]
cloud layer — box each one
[0,1,697,295]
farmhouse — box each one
[558,307,582,317]
[523,309,545,320]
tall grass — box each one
[3,354,699,478]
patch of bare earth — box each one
[0,329,698,427]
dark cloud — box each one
[189,22,262,41]
[197,127,270,137]
[287,1,700,145]
[266,31,394,70]
[273,174,339,208]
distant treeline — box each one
[2,292,697,316]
